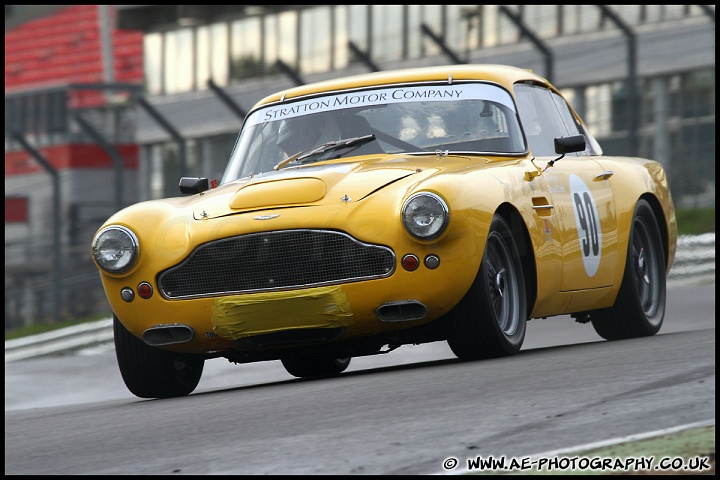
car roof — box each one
[253,64,550,108]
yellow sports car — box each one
[92,64,677,399]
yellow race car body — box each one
[92,64,677,398]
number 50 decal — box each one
[569,174,602,277]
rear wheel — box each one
[446,215,527,360]
[114,315,204,399]
[281,356,351,378]
[590,199,666,340]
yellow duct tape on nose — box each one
[211,285,353,340]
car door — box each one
[515,83,618,291]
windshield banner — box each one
[247,83,515,127]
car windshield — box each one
[221,82,526,183]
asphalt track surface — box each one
[4,277,714,475]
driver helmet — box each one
[277,116,322,156]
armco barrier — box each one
[5,318,113,363]
[4,234,714,363]
[669,233,715,280]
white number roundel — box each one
[569,174,601,277]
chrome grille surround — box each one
[158,229,396,299]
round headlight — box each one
[92,226,139,274]
[402,192,449,239]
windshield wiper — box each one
[274,134,376,170]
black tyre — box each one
[113,315,204,399]
[590,199,666,340]
[281,356,351,378]
[446,214,527,360]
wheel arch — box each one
[639,192,670,271]
[495,202,537,317]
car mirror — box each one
[179,177,210,195]
[554,134,586,154]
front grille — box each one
[158,229,395,299]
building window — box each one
[406,5,422,58]
[230,17,262,81]
[347,5,369,61]
[196,26,211,88]
[300,6,332,74]
[613,5,642,25]
[523,5,559,38]
[209,22,229,86]
[584,84,612,137]
[144,33,163,95]
[264,10,298,72]
[149,144,165,199]
[371,5,404,63]
[680,69,715,118]
[164,28,194,94]
[332,6,349,69]
[420,5,443,57]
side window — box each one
[551,92,602,156]
[514,84,572,156]
[552,92,582,136]
[578,123,603,155]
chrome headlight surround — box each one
[402,192,449,240]
[92,225,139,274]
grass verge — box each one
[464,424,715,475]
[676,206,714,236]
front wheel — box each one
[446,214,527,360]
[590,199,666,340]
[281,356,351,378]
[114,315,204,399]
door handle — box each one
[532,197,554,216]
